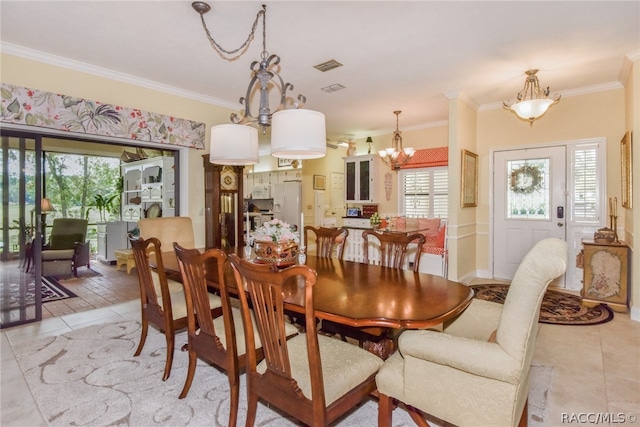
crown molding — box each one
[619,49,640,84]
[443,90,480,111]
[1,42,240,111]
[478,81,623,112]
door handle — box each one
[557,222,564,227]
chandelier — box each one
[193,2,326,162]
[503,69,560,126]
[378,111,415,171]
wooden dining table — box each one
[156,247,473,359]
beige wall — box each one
[624,57,639,318]
[1,53,233,248]
[447,96,478,281]
[477,89,626,280]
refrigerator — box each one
[272,181,303,231]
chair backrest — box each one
[173,244,237,360]
[49,218,88,248]
[130,236,174,321]
[303,226,349,259]
[228,254,327,420]
[362,229,426,272]
[496,238,568,363]
[138,216,195,249]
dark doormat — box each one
[470,283,614,325]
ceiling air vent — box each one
[314,59,343,72]
[321,84,346,93]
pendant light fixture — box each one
[193,2,326,162]
[503,69,560,126]
[209,124,258,165]
[378,111,415,171]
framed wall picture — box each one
[313,174,326,190]
[278,158,292,168]
[461,149,478,208]
[621,131,632,208]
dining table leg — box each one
[362,329,401,360]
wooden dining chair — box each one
[129,236,222,382]
[172,245,243,426]
[229,254,384,427]
[303,226,349,259]
[363,229,426,272]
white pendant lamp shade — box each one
[209,124,259,165]
[510,98,554,121]
[270,109,327,159]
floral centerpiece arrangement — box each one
[250,218,300,266]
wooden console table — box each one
[580,240,630,313]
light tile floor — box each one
[1,264,639,426]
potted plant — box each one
[87,193,119,223]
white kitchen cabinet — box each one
[97,221,128,262]
[344,154,380,203]
[121,156,175,230]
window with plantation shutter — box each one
[400,166,448,218]
[570,144,600,223]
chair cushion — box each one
[375,351,405,401]
[138,217,195,249]
[41,249,75,260]
[258,334,383,405]
[398,329,521,383]
[405,218,418,229]
[421,246,446,256]
[418,218,440,237]
[150,270,184,295]
[49,233,83,250]
[159,288,221,320]
[436,224,446,248]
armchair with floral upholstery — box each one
[41,218,90,277]
[376,238,568,427]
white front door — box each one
[493,146,567,283]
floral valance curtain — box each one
[0,83,206,149]
[401,146,448,169]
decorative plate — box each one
[145,203,162,218]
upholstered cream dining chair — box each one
[376,237,568,427]
[138,216,195,249]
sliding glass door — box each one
[0,133,43,327]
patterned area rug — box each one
[470,283,614,325]
[11,320,552,426]
[41,277,77,302]
[1,278,77,308]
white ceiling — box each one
[2,1,639,147]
